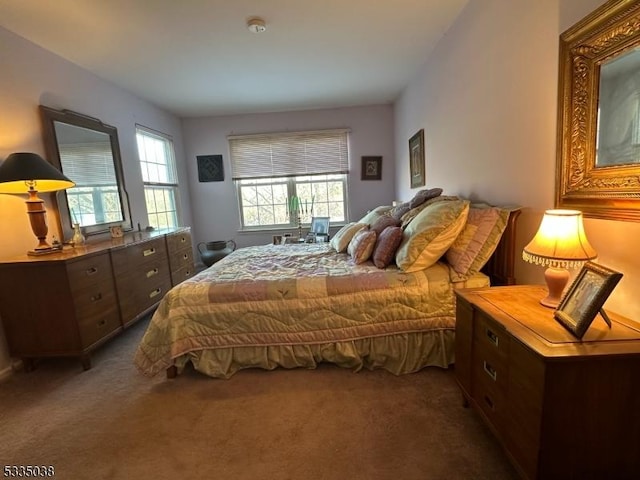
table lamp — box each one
[0,152,75,255]
[522,209,597,307]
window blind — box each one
[59,143,117,187]
[228,129,349,180]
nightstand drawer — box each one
[474,312,509,362]
[472,366,507,431]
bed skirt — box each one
[173,329,455,379]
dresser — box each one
[455,285,640,480]
[0,227,194,370]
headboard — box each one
[481,208,521,286]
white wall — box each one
[0,27,192,376]
[394,0,640,320]
[182,105,395,251]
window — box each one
[136,126,180,228]
[229,129,349,230]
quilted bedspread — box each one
[134,243,487,377]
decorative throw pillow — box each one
[358,206,393,225]
[347,228,377,264]
[372,226,403,269]
[389,201,411,220]
[330,222,366,253]
[400,195,460,229]
[445,204,513,281]
[370,215,401,236]
[408,187,443,209]
[395,199,470,272]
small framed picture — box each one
[310,216,330,235]
[109,225,124,238]
[409,129,425,188]
[554,261,623,339]
[361,156,382,180]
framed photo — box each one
[409,129,425,188]
[197,154,224,182]
[361,156,382,180]
[109,225,123,238]
[310,216,330,235]
[554,261,623,339]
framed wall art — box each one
[554,261,623,339]
[361,156,382,180]
[197,154,224,182]
[409,129,425,188]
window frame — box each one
[236,174,348,231]
[135,125,181,229]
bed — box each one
[134,197,520,379]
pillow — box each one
[370,215,401,236]
[372,226,403,269]
[395,199,470,272]
[330,222,366,253]
[347,228,377,264]
[409,187,443,209]
[358,206,393,225]
[389,201,411,220]
[445,204,512,281]
[400,195,460,229]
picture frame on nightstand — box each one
[554,261,623,339]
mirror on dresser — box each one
[39,105,133,241]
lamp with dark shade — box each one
[522,209,597,308]
[0,152,75,255]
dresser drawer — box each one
[171,264,195,285]
[77,308,121,349]
[72,279,118,317]
[166,230,192,254]
[111,237,167,274]
[119,275,172,324]
[67,253,113,293]
[169,248,194,272]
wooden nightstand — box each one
[455,285,640,480]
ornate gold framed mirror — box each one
[556,0,640,221]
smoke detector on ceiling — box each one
[247,17,267,33]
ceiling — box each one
[0,0,468,118]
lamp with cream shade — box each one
[0,152,75,255]
[522,209,597,307]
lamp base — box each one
[540,267,570,308]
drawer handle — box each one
[484,395,495,411]
[97,319,107,327]
[181,236,187,243]
[86,267,98,276]
[483,361,497,381]
[183,253,188,260]
[143,247,156,257]
[90,293,103,302]
[149,288,162,299]
[146,268,159,278]
[486,328,499,347]
[186,270,191,276]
